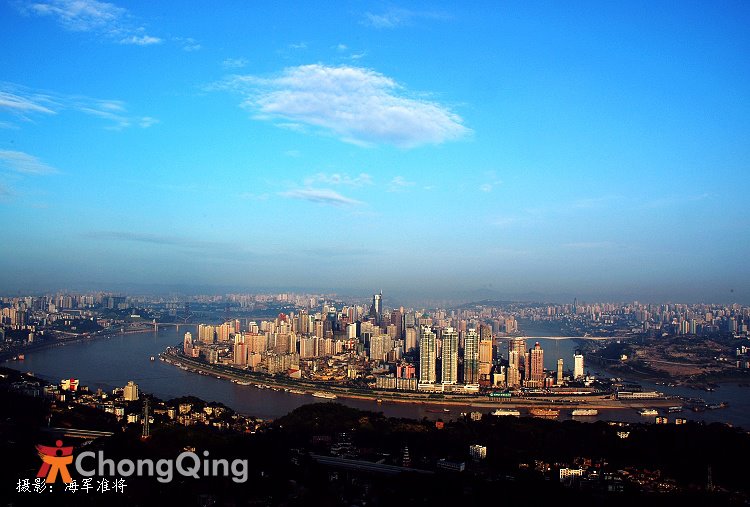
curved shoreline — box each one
[160,350,678,412]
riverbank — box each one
[161,349,681,413]
[0,323,186,362]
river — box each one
[4,328,748,428]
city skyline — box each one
[1,1,749,303]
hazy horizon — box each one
[2,1,748,304]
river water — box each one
[5,328,749,428]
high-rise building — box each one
[183,332,193,356]
[508,337,526,369]
[556,358,564,385]
[233,334,247,365]
[419,326,437,385]
[479,334,493,376]
[506,365,521,388]
[463,328,479,385]
[574,351,584,379]
[527,342,544,386]
[441,327,459,385]
[370,334,394,362]
[123,381,139,401]
[370,291,383,325]
[405,326,418,352]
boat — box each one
[571,409,598,416]
[528,408,560,418]
[638,408,659,416]
[17,354,25,360]
[376,399,382,403]
[149,356,155,361]
[288,389,305,395]
[492,409,521,417]
[667,406,683,413]
[312,392,337,399]
[706,402,728,410]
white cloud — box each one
[363,8,449,29]
[288,41,307,50]
[0,150,59,174]
[120,35,162,46]
[222,58,248,69]
[20,0,165,46]
[364,9,409,28]
[177,37,200,51]
[388,175,416,192]
[479,170,502,192]
[0,90,55,115]
[0,83,155,130]
[28,0,125,31]
[489,216,518,228]
[219,64,469,147]
[280,188,362,206]
[139,116,159,128]
[304,172,373,187]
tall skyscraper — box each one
[463,328,479,385]
[556,358,564,385]
[370,291,383,325]
[405,326,418,353]
[574,351,584,379]
[419,326,437,385]
[508,337,526,370]
[479,335,493,377]
[441,327,459,385]
[527,342,544,386]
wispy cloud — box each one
[0,150,59,174]
[640,193,713,209]
[0,83,155,130]
[280,188,362,206]
[388,175,415,192]
[288,41,307,50]
[139,116,159,128]
[479,171,503,192]
[303,172,373,187]
[0,90,55,115]
[120,34,161,46]
[489,216,518,228]
[176,37,201,51]
[363,8,449,29]
[19,0,163,45]
[83,231,243,251]
[217,64,469,148]
[222,58,248,69]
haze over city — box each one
[1,1,748,303]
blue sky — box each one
[1,0,749,303]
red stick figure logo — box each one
[36,440,74,483]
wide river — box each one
[5,327,749,428]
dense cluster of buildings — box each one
[178,292,593,393]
